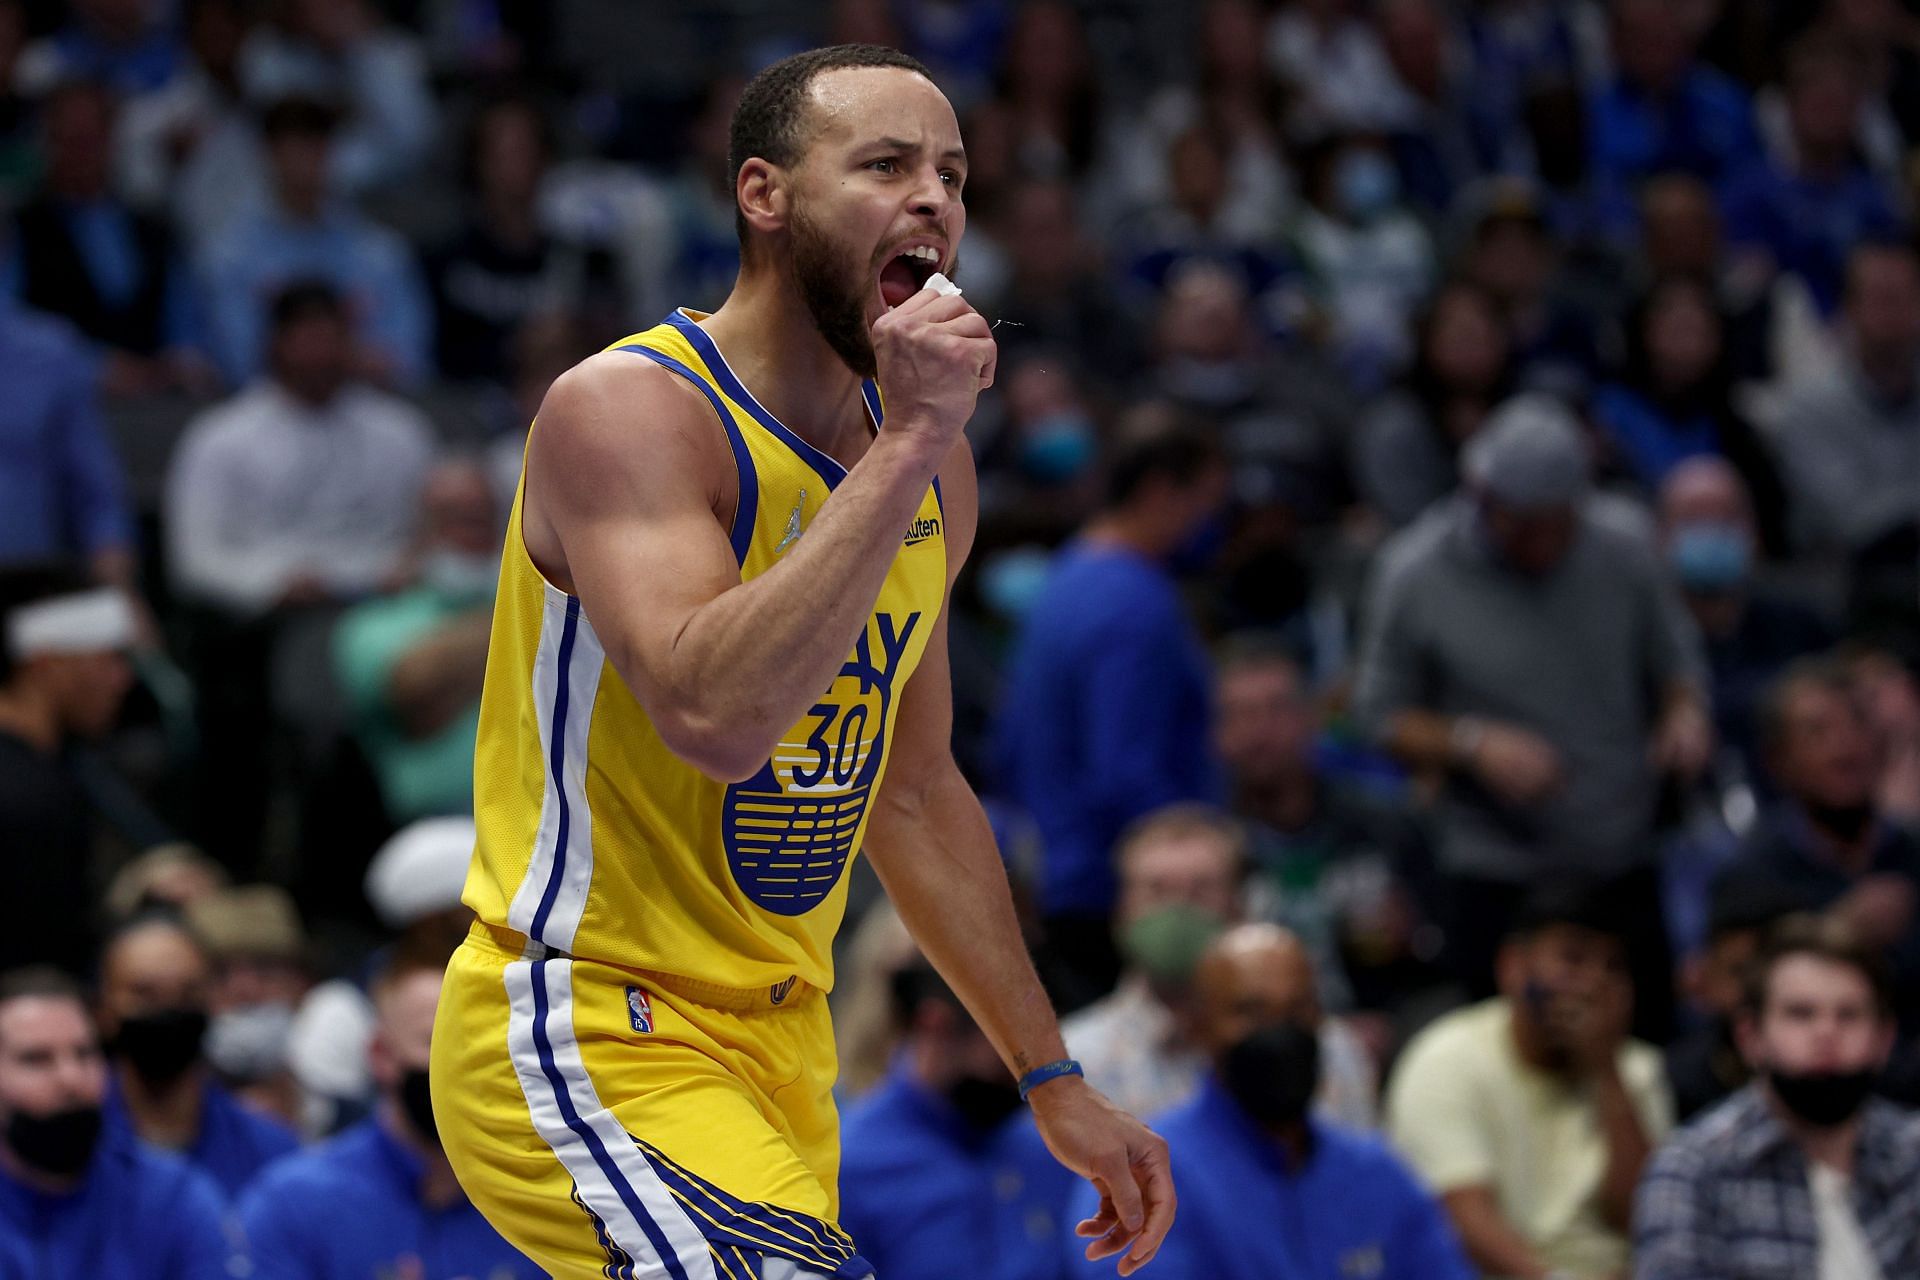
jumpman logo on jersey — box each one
[776,489,806,554]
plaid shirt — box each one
[1632,1083,1920,1279]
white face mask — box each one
[420,549,499,601]
[205,1001,297,1081]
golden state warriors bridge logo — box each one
[722,611,921,914]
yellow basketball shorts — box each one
[431,923,875,1279]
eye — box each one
[867,158,898,174]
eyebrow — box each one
[873,137,968,165]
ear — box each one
[736,158,789,238]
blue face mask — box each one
[1019,413,1096,483]
[980,547,1054,620]
[1669,522,1751,592]
[1334,150,1399,222]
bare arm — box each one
[386,610,492,738]
[525,291,994,780]
[863,451,1173,1277]
[1592,1061,1656,1235]
[1439,1187,1552,1280]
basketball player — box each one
[430,45,1174,1280]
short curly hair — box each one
[728,43,933,246]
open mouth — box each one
[880,244,941,307]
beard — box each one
[790,202,880,378]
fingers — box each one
[1122,1149,1176,1275]
[1080,1184,1140,1262]
[1100,1153,1146,1237]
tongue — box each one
[880,258,918,308]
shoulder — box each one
[1371,503,1458,592]
[1648,1090,1760,1177]
[1394,1001,1500,1078]
[238,1124,368,1214]
[210,1085,300,1154]
[179,386,275,449]
[109,1139,227,1223]
[1316,1121,1426,1186]
[340,386,435,443]
[531,349,729,472]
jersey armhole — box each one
[615,344,758,568]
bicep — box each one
[528,356,738,705]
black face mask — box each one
[1221,1021,1320,1130]
[5,1104,103,1178]
[400,1068,439,1146]
[945,1075,1024,1134]
[113,1008,207,1087]
[1769,1066,1878,1128]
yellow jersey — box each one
[464,310,946,997]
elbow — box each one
[653,708,772,784]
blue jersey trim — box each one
[859,369,944,519]
[530,959,695,1280]
[528,597,581,942]
[666,312,849,493]
[619,343,758,568]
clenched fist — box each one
[870,287,996,452]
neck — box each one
[0,1143,83,1196]
[1765,1085,1863,1174]
[114,1061,204,1148]
[698,266,871,453]
[1685,590,1746,639]
[1265,1118,1313,1170]
[1081,510,1170,560]
[379,1101,462,1209]
[0,683,60,753]
[1236,770,1318,831]
[1506,1004,1565,1077]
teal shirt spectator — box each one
[0,1129,235,1279]
[1063,1081,1473,1280]
[238,1115,536,1280]
[335,578,494,822]
[0,303,131,563]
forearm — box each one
[652,431,946,778]
[866,764,1065,1077]
[1385,708,1468,774]
[1442,1189,1551,1280]
[387,613,492,738]
[1592,1064,1653,1232]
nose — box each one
[908,166,953,221]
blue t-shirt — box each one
[104,1075,300,1201]
[839,1070,1078,1280]
[1063,1081,1473,1280]
[0,1129,233,1280]
[0,303,130,562]
[1588,68,1760,190]
[1721,160,1903,315]
[237,1115,534,1280]
[1591,383,1723,491]
[995,541,1220,915]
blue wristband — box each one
[1017,1059,1084,1101]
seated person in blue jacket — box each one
[839,960,1080,1280]
[238,942,535,1279]
[0,965,232,1278]
[97,912,299,1199]
[1066,923,1472,1279]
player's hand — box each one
[870,287,996,452]
[1029,1077,1174,1275]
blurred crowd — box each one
[5,0,1920,1276]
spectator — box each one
[1457,183,1600,395]
[1216,637,1440,1021]
[333,458,497,825]
[1843,642,1920,829]
[96,914,298,1197]
[838,961,1076,1280]
[1351,280,1513,528]
[0,565,138,977]
[996,411,1229,1009]
[102,843,228,926]
[0,304,136,581]
[1353,394,1711,1025]
[9,80,208,398]
[1289,131,1436,392]
[1723,35,1905,318]
[1655,457,1830,780]
[1386,881,1674,1280]
[974,358,1104,549]
[1457,0,1583,181]
[186,885,310,1128]
[1377,0,1485,215]
[0,967,231,1278]
[983,178,1140,380]
[1061,805,1377,1127]
[1594,276,1790,543]
[238,947,535,1279]
[237,0,436,196]
[115,0,266,246]
[426,94,586,384]
[1634,915,1920,1279]
[1638,173,1775,384]
[1766,240,1920,632]
[1666,872,1801,1122]
[201,98,432,389]
[973,0,1108,187]
[1588,0,1761,194]
[166,280,433,616]
[1724,659,1920,1023]
[14,0,182,99]
[1265,0,1409,138]
[1066,923,1471,1280]
[1121,120,1289,306]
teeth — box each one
[900,245,939,263]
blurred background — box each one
[5,0,1920,1276]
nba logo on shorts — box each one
[625,986,653,1034]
